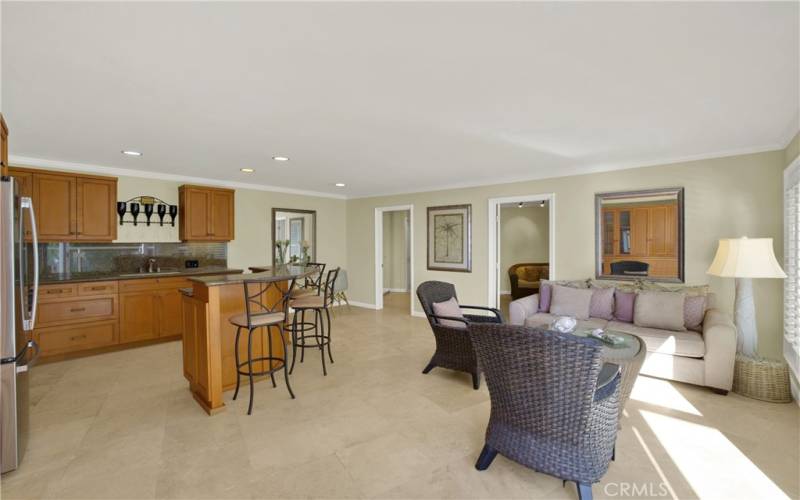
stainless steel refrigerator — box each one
[0,174,39,474]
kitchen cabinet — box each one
[119,277,191,343]
[8,166,117,242]
[1,114,8,177]
[179,185,235,241]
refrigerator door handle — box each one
[0,340,37,366]
[19,197,38,332]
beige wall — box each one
[112,174,347,272]
[499,205,549,292]
[346,150,786,358]
[382,210,409,291]
[786,131,800,168]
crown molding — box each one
[348,143,786,199]
[8,155,348,200]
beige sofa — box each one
[508,287,737,394]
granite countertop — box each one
[40,267,244,284]
[189,265,316,286]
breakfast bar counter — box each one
[180,265,316,414]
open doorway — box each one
[374,205,414,314]
[488,194,555,319]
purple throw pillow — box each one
[589,287,615,320]
[614,290,636,323]
[538,282,552,312]
[684,295,707,332]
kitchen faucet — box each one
[147,258,158,273]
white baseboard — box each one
[499,290,511,295]
[348,300,379,310]
[411,310,426,318]
[385,288,408,293]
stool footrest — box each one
[237,356,288,377]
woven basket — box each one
[732,355,792,403]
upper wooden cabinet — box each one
[179,185,235,241]
[9,167,117,242]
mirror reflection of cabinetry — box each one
[596,188,683,281]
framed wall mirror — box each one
[272,208,316,266]
[595,187,684,282]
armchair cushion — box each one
[432,297,466,329]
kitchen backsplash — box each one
[40,242,227,275]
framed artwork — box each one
[427,204,472,272]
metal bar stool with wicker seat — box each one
[289,267,340,376]
[229,277,297,415]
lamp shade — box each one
[706,237,787,278]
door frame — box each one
[487,193,556,310]
[374,204,415,314]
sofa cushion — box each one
[551,285,594,319]
[525,313,609,331]
[538,279,588,312]
[640,281,709,297]
[634,290,687,332]
[614,290,636,323]
[684,295,707,332]
[607,321,705,358]
[431,297,466,329]
[589,286,615,320]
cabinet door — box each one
[646,205,678,257]
[628,208,649,256]
[119,292,158,343]
[186,189,211,240]
[33,173,76,240]
[209,190,234,240]
[77,177,117,241]
[9,169,33,240]
[156,289,183,337]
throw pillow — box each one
[634,290,687,332]
[538,279,589,312]
[589,286,615,320]
[550,285,594,320]
[684,295,707,332]
[614,290,636,323]
[431,297,466,329]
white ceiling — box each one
[3,2,798,198]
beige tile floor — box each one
[2,293,798,500]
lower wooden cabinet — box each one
[35,321,118,357]
[120,283,187,343]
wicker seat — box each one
[416,281,503,390]
[468,323,621,500]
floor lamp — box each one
[707,237,791,402]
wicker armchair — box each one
[468,323,621,500]
[508,262,549,300]
[416,281,503,390]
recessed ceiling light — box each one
[121,150,142,156]
[335,183,346,187]
[517,202,524,208]
[240,168,255,173]
[272,156,289,162]
[539,201,546,207]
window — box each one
[785,158,800,374]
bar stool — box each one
[286,263,325,351]
[290,267,340,376]
[229,278,296,415]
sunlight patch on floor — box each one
[641,410,789,500]
[630,376,702,416]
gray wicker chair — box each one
[468,323,621,500]
[416,281,502,390]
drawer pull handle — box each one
[47,290,64,294]
[90,286,105,291]
[70,307,86,313]
[70,335,87,341]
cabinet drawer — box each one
[78,281,118,296]
[39,284,78,302]
[35,321,118,356]
[119,277,192,293]
[37,296,117,326]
